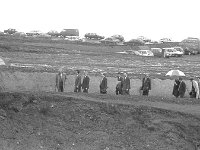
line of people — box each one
[55,69,152,96]
[172,77,200,99]
[56,69,200,99]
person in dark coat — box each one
[172,78,180,98]
[122,73,130,95]
[74,70,82,92]
[178,77,186,98]
[116,73,123,95]
[100,72,108,94]
[141,74,151,96]
[82,71,90,93]
[55,68,67,92]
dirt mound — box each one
[0,92,200,150]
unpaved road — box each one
[45,91,200,115]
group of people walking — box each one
[116,72,151,96]
[55,69,152,96]
[56,68,200,99]
[172,77,200,99]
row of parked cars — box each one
[118,47,185,57]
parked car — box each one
[85,33,104,40]
[135,50,154,57]
[184,47,198,55]
[4,28,17,35]
[173,47,184,55]
[159,38,172,43]
[163,48,183,57]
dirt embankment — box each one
[0,91,200,150]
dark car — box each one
[85,33,104,40]
[184,48,198,55]
[4,28,17,35]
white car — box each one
[159,38,172,43]
[173,47,184,55]
[163,48,183,57]
[135,50,154,57]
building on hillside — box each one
[60,29,79,37]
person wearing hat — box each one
[178,77,186,98]
[55,68,67,92]
[141,73,151,96]
[82,71,90,93]
[122,72,131,95]
[100,72,108,94]
[74,70,82,92]
[189,78,199,99]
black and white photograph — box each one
[0,0,200,149]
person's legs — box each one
[126,89,130,95]
[83,88,88,93]
[116,88,119,95]
[100,89,107,94]
[143,90,148,96]
[60,85,63,92]
[78,86,81,92]
[74,87,78,92]
[179,93,185,98]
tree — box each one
[111,35,124,42]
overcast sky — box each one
[0,0,199,41]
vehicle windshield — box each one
[141,51,147,54]
[174,48,183,52]
[166,49,173,52]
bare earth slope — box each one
[0,91,200,150]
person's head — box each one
[175,78,179,82]
[179,77,183,81]
[124,72,127,77]
[145,73,150,78]
[84,71,88,76]
[76,70,80,74]
[101,72,106,77]
[58,67,64,74]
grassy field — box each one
[0,35,199,78]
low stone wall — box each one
[0,71,192,98]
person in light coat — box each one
[189,78,199,99]
[56,68,67,92]
[198,77,200,99]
